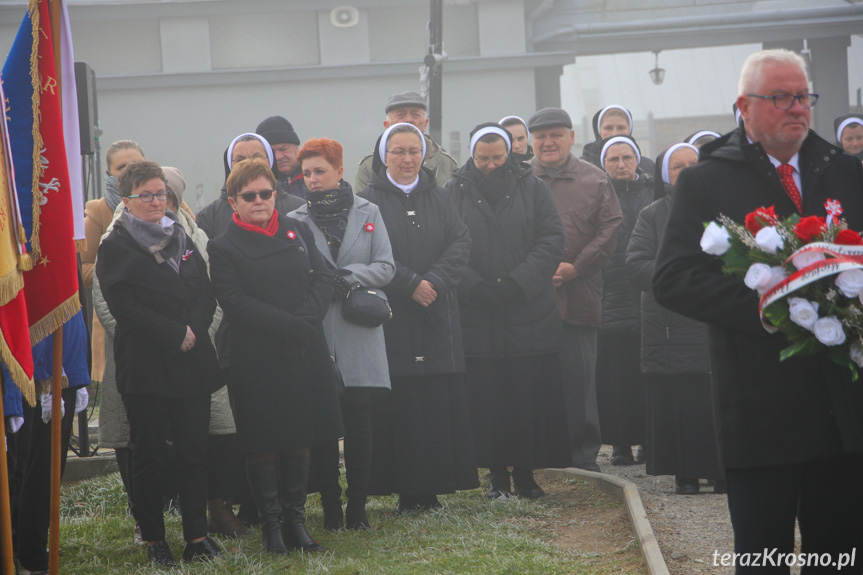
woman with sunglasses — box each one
[96,160,224,566]
[208,158,343,555]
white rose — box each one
[755,226,784,254]
[792,250,826,270]
[835,269,863,298]
[850,341,863,368]
[813,316,846,346]
[700,222,731,256]
[764,267,787,292]
[743,263,773,292]
[787,297,819,330]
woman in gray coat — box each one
[290,138,395,531]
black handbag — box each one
[341,285,392,327]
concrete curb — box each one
[537,467,670,575]
[63,454,117,484]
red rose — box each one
[794,216,826,243]
[744,206,778,234]
[835,229,863,246]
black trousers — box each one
[207,433,240,501]
[122,392,210,543]
[310,388,373,500]
[13,387,76,572]
[725,454,863,574]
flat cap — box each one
[385,91,427,114]
[527,107,573,131]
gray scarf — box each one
[118,208,186,273]
[103,175,123,211]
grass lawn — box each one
[58,472,647,574]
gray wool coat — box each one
[290,194,395,389]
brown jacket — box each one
[531,154,622,327]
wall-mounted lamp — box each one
[649,50,665,85]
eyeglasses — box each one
[746,93,819,110]
[237,189,275,203]
[128,191,167,202]
[474,154,507,166]
[386,149,423,158]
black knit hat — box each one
[256,115,300,146]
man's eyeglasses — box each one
[237,190,275,203]
[128,191,168,203]
[746,93,819,110]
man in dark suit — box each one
[654,49,863,574]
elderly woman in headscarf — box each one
[196,132,303,240]
[580,105,655,174]
[290,137,395,531]
[594,134,654,467]
[448,123,568,499]
[499,115,533,164]
[358,122,478,512]
[835,115,863,162]
[625,143,725,495]
[96,160,224,567]
[207,158,343,555]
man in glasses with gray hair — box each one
[654,49,863,573]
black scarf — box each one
[306,180,354,259]
[469,160,511,208]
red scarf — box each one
[232,210,279,236]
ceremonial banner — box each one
[58,0,85,246]
[2,0,81,345]
[0,79,35,404]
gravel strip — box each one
[595,445,735,575]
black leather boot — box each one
[486,466,512,499]
[279,453,323,553]
[245,458,290,555]
[512,468,545,498]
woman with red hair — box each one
[291,138,395,530]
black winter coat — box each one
[358,168,471,378]
[601,172,654,333]
[653,128,863,469]
[448,159,564,357]
[626,191,710,375]
[207,215,343,453]
[96,225,223,398]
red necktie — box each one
[777,163,803,213]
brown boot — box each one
[208,498,251,538]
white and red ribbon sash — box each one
[758,242,863,332]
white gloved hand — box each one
[75,388,89,414]
[40,392,65,424]
[6,416,23,434]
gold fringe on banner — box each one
[0,336,35,406]
[37,377,68,395]
[75,238,87,253]
[28,292,79,347]
[28,0,44,262]
[0,269,24,308]
[16,253,32,272]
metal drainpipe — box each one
[530,4,863,46]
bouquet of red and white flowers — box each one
[700,199,863,378]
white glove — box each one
[75,388,89,414]
[6,416,23,434]
[40,392,65,424]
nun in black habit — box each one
[359,123,479,511]
[447,123,569,499]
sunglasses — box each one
[237,189,275,203]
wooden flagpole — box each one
[47,2,63,574]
